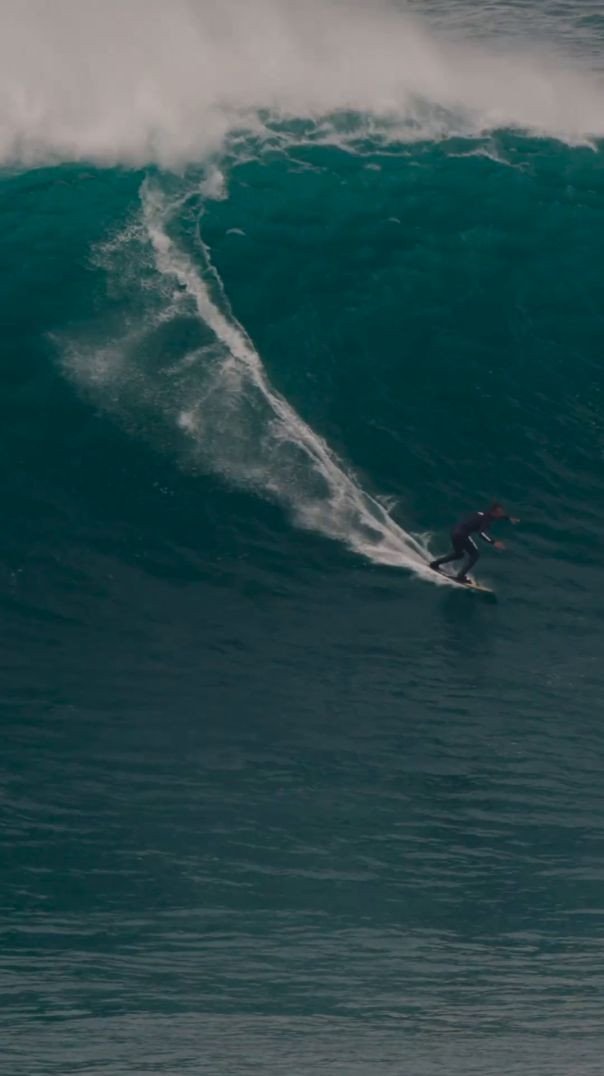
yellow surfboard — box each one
[453,577,494,594]
[430,565,494,594]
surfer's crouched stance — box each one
[429,502,519,583]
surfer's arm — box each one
[478,529,495,544]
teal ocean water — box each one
[3,2,604,1073]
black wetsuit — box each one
[430,510,507,579]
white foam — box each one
[0,0,603,168]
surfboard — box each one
[429,565,494,593]
[451,576,493,594]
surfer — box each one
[429,502,519,583]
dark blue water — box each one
[2,3,604,1073]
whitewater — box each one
[0,0,603,169]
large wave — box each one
[0,0,603,169]
[19,0,603,584]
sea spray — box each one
[0,0,602,168]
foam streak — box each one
[140,181,440,577]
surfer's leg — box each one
[456,537,479,580]
[430,536,464,570]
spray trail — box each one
[64,176,452,582]
[141,181,441,577]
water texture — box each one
[2,2,604,1073]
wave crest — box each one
[1,0,603,168]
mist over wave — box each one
[1,0,603,169]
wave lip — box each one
[1,0,603,168]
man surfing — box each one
[429,502,519,584]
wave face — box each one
[3,4,604,1076]
[63,175,438,579]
